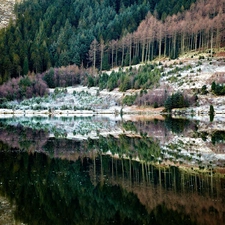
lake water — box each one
[0,115,225,225]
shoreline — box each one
[0,105,224,116]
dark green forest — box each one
[0,0,196,82]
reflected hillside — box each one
[0,116,225,168]
[0,150,224,225]
[0,116,122,139]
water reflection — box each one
[0,116,224,224]
[0,116,225,167]
[0,150,224,225]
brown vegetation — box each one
[90,0,225,68]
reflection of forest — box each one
[1,119,225,168]
[0,148,224,225]
[89,155,225,225]
[123,118,196,143]
[0,125,48,152]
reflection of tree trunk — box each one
[100,153,104,186]
[142,162,145,184]
[159,167,161,186]
[122,159,124,184]
[164,168,167,189]
[112,157,114,179]
[93,154,96,186]
[181,172,184,193]
[129,158,132,186]
[145,163,148,184]
[169,169,171,189]
[210,168,213,196]
[159,167,162,197]
[150,164,153,183]
[173,167,176,193]
[135,167,139,183]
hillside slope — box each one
[1,51,225,116]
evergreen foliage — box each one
[165,117,190,134]
[201,85,208,95]
[211,131,225,145]
[0,0,196,81]
[122,94,137,106]
[93,64,161,92]
[211,81,225,96]
[164,92,189,111]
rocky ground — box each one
[0,0,17,29]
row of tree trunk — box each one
[88,0,225,71]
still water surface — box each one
[0,115,224,225]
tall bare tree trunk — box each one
[164,36,167,57]
[129,36,132,66]
[195,33,198,52]
[121,39,125,66]
[210,28,214,58]
[100,39,104,72]
[141,40,145,63]
[111,44,114,68]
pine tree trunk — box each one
[129,38,132,66]
[195,33,198,52]
[111,46,114,68]
[173,33,176,58]
[216,27,221,51]
[141,41,145,63]
[121,41,124,66]
[159,38,162,59]
[210,28,214,58]
[115,45,118,67]
[181,33,185,54]
[100,41,104,72]
[164,36,167,57]
[199,31,202,51]
[145,42,149,63]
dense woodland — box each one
[0,0,224,108]
[0,0,197,82]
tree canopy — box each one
[0,0,197,81]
